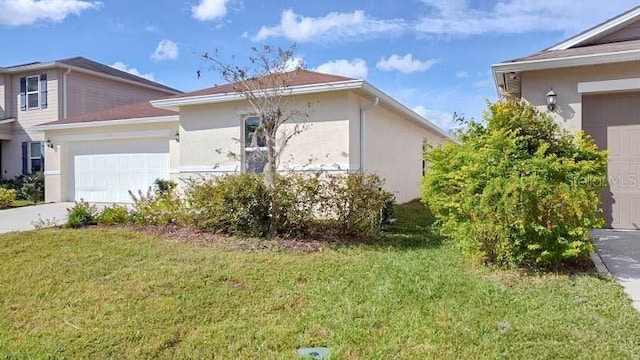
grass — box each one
[10,199,35,208]
[1,202,639,358]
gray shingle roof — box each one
[507,39,640,63]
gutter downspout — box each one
[359,96,379,171]
[63,68,71,119]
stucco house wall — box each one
[520,61,640,132]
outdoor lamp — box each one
[46,139,54,149]
[546,88,557,112]
[175,131,180,142]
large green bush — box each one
[422,99,607,267]
[0,174,44,203]
[185,172,394,238]
[185,174,271,237]
[0,188,16,209]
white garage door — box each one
[70,138,170,203]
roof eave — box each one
[492,49,640,95]
[35,115,179,131]
[151,80,365,110]
[2,61,181,95]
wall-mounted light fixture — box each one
[175,131,180,142]
[546,88,557,112]
[46,139,54,149]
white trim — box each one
[549,7,640,50]
[179,165,240,173]
[492,49,640,74]
[169,168,179,174]
[278,163,350,171]
[151,80,365,110]
[44,170,61,176]
[36,115,178,131]
[58,129,172,142]
[578,78,640,93]
[0,118,15,125]
[150,78,453,141]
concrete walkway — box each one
[593,229,640,311]
[0,202,73,233]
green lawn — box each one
[10,200,35,208]
[1,202,639,358]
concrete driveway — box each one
[593,229,640,311]
[0,202,73,234]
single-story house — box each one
[492,6,640,229]
[37,70,451,204]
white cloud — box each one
[241,31,248,38]
[0,0,102,26]
[192,0,229,21]
[412,105,456,130]
[110,61,155,81]
[416,0,640,36]
[376,54,438,74]
[283,57,304,72]
[473,70,494,89]
[313,58,368,79]
[253,9,404,42]
[151,39,179,61]
[455,71,468,78]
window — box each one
[22,141,43,174]
[20,74,48,111]
[244,116,267,173]
[26,76,39,109]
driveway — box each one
[0,202,73,234]
[593,229,640,311]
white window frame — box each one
[243,116,268,174]
[28,141,43,173]
[26,75,40,109]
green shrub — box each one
[185,172,394,238]
[0,188,16,209]
[97,204,130,225]
[185,174,271,237]
[17,173,44,203]
[328,172,395,237]
[422,99,607,268]
[129,180,184,226]
[66,201,98,228]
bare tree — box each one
[201,44,313,237]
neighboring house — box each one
[0,57,181,180]
[492,6,640,229]
[38,70,451,204]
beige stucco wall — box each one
[177,91,353,181]
[520,61,640,132]
[363,97,448,203]
[43,120,178,202]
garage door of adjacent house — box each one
[584,92,640,229]
[69,138,170,203]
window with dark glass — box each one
[244,116,267,173]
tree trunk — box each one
[266,134,278,238]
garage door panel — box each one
[585,93,640,228]
[71,139,170,203]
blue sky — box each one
[1,0,638,129]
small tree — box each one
[422,99,607,268]
[201,45,312,237]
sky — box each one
[1,0,639,130]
